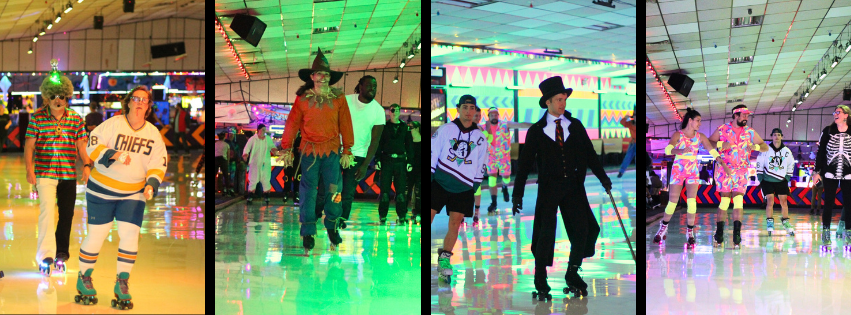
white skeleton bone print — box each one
[825,132,851,179]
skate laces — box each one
[80,273,94,289]
[117,277,129,294]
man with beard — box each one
[481,107,534,218]
[707,104,768,248]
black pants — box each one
[235,161,246,195]
[0,128,6,153]
[284,155,302,196]
[215,156,230,192]
[316,156,364,220]
[531,179,600,267]
[821,178,851,228]
[55,179,77,256]
[406,162,421,217]
[378,156,408,219]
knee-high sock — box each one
[116,221,141,275]
[78,222,112,272]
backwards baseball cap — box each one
[771,128,783,136]
[458,95,476,106]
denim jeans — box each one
[317,156,364,221]
[299,152,342,237]
[619,142,637,174]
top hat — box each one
[538,76,573,108]
[298,48,344,85]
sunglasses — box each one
[130,96,150,104]
[390,108,400,113]
[48,95,67,100]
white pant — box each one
[35,178,60,263]
[247,158,271,192]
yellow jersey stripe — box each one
[89,144,108,163]
[91,168,145,191]
[146,169,165,182]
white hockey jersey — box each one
[85,115,168,201]
[756,143,795,181]
[431,119,488,193]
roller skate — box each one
[652,221,667,244]
[328,228,342,251]
[562,264,588,298]
[336,217,347,230]
[54,252,69,273]
[713,222,725,247]
[502,185,509,202]
[111,272,133,310]
[39,257,53,276]
[472,210,480,226]
[781,218,795,237]
[685,227,696,249]
[837,220,846,240]
[733,221,742,249]
[413,215,420,225]
[487,202,497,215]
[821,228,832,251]
[396,216,409,226]
[437,248,453,283]
[303,235,315,255]
[531,266,551,302]
[74,268,98,305]
[766,218,774,237]
[246,196,253,205]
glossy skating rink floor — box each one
[430,170,637,314]
[646,206,851,315]
[214,198,422,314]
[0,152,206,314]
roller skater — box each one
[562,264,588,298]
[39,257,53,276]
[112,272,133,310]
[813,105,851,252]
[708,105,769,249]
[375,103,413,224]
[481,106,533,216]
[75,268,98,305]
[657,108,730,245]
[431,95,488,287]
[844,227,851,251]
[243,124,278,205]
[532,266,552,301]
[756,128,795,238]
[437,248,453,283]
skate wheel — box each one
[75,295,81,303]
[112,300,117,307]
[0,270,3,278]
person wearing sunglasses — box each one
[813,105,851,247]
[75,85,168,306]
[375,103,414,225]
[26,72,91,277]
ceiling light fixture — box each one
[55,13,62,24]
[787,117,792,123]
[33,36,38,42]
[39,28,45,36]
[64,2,73,13]
[47,22,53,30]
[832,56,841,68]
[393,76,398,84]
[28,47,33,54]
[820,69,827,80]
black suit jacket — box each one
[513,112,610,199]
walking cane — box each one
[606,189,636,263]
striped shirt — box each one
[26,108,87,180]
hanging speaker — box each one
[667,73,694,97]
[151,42,186,59]
[844,89,851,101]
[124,0,135,13]
[229,14,267,47]
[94,16,103,29]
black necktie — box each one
[555,119,563,146]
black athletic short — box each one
[431,180,475,217]
[761,179,790,196]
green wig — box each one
[39,74,74,100]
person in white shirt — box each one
[242,124,278,204]
[215,131,233,196]
[755,128,797,236]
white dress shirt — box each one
[543,112,570,142]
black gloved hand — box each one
[512,197,522,216]
[601,176,612,192]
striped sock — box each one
[78,249,99,273]
[117,248,138,275]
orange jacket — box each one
[280,87,354,157]
[620,115,636,143]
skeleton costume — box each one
[815,123,851,231]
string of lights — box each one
[646,56,682,121]
[216,15,249,80]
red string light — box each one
[647,57,681,121]
[216,17,249,80]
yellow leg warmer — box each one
[719,197,730,211]
[665,201,677,215]
[488,176,497,187]
[474,185,481,196]
[687,198,697,214]
[733,195,744,210]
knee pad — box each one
[719,197,731,211]
[381,193,391,203]
[733,195,744,209]
[501,176,511,185]
[474,185,481,196]
[396,194,406,204]
[687,198,697,214]
[665,201,677,215]
[488,176,497,187]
